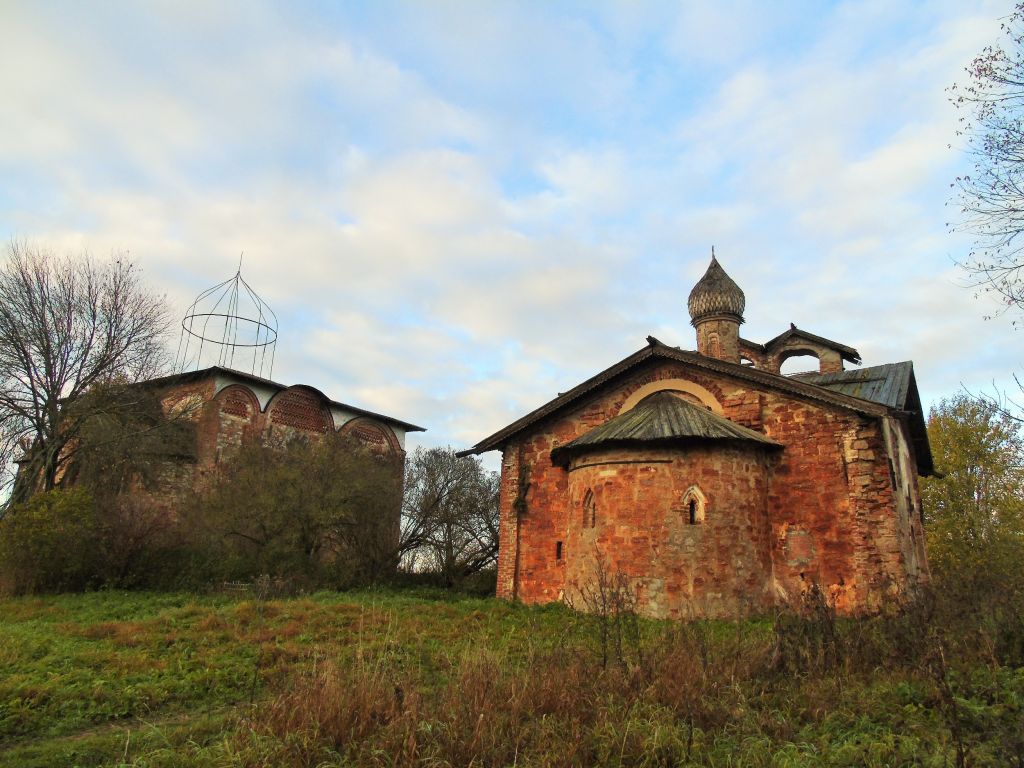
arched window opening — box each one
[682,485,706,525]
[708,332,721,358]
[583,489,596,528]
[778,349,821,375]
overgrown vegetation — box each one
[0,242,170,500]
[921,394,1024,669]
[1,582,1022,768]
[182,433,404,589]
[399,446,499,586]
[0,392,1021,764]
[1,433,500,595]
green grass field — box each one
[1,589,1021,767]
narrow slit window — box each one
[583,489,596,528]
[555,541,563,560]
[682,485,706,525]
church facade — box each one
[461,257,933,618]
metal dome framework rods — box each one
[175,267,278,379]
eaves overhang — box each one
[140,365,426,433]
[458,337,889,457]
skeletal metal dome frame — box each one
[175,266,278,379]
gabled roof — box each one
[459,337,890,457]
[140,366,426,433]
[793,362,933,475]
[550,391,779,467]
[762,324,861,364]
[792,363,911,409]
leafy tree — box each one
[401,447,499,585]
[951,3,1024,316]
[189,433,403,586]
[921,394,1024,577]
[0,242,170,501]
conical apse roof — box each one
[550,391,778,467]
[687,255,745,325]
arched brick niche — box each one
[217,384,260,420]
[213,384,260,458]
[265,386,331,443]
[338,417,401,456]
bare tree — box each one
[400,447,499,584]
[0,242,170,502]
[951,3,1024,317]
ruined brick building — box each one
[461,256,933,618]
[146,365,424,495]
[13,364,422,525]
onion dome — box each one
[687,254,745,325]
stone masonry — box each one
[467,256,932,618]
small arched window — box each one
[708,332,721,358]
[583,489,596,528]
[682,485,706,525]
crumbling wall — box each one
[494,358,924,616]
[564,445,774,619]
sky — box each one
[0,0,1019,463]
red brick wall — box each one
[494,358,924,615]
[338,416,402,457]
[562,445,774,619]
[148,378,406,529]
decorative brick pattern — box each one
[339,417,401,456]
[266,387,329,442]
[144,376,406,525]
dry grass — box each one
[2,586,1023,767]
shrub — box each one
[185,433,403,588]
[0,488,102,594]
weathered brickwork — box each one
[564,445,773,618]
[149,372,410,509]
[494,357,928,616]
[338,417,402,455]
[478,258,930,618]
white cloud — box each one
[1,0,1021,454]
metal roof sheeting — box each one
[551,391,779,466]
[793,362,912,410]
[459,339,890,457]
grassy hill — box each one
[1,588,1021,767]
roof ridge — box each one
[459,339,895,456]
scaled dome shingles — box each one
[550,391,779,467]
[687,256,746,322]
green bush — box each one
[184,433,403,589]
[0,488,102,594]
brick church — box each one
[145,365,423,494]
[461,256,933,618]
